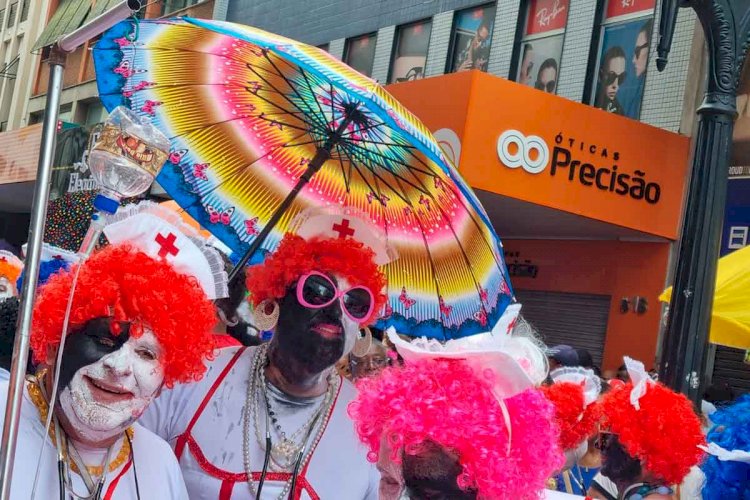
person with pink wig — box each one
[348,310,574,499]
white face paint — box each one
[58,329,164,443]
[0,277,15,301]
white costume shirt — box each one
[141,346,379,499]
[0,380,188,499]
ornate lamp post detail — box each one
[656,0,750,402]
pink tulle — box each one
[348,359,564,499]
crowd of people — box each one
[0,126,746,500]
[0,199,747,499]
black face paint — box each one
[58,318,131,390]
[274,277,346,376]
[402,443,477,500]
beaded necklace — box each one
[243,345,339,499]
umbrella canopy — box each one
[660,245,750,350]
[93,18,512,340]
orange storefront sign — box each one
[387,71,690,239]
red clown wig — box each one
[599,381,705,485]
[542,381,601,451]
[245,234,387,325]
[31,245,216,387]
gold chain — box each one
[26,374,134,477]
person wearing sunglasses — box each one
[535,58,558,94]
[141,211,388,499]
[595,46,627,115]
[623,19,653,119]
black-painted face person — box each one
[55,317,164,443]
[402,441,477,500]
[275,273,361,375]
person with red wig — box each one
[543,367,603,495]
[141,209,389,499]
[0,241,217,499]
[593,357,705,499]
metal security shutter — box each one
[514,290,611,369]
[711,345,750,395]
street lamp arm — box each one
[657,0,681,71]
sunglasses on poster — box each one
[296,271,375,322]
[535,80,556,93]
[602,70,627,86]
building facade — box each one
[0,0,51,132]
[222,0,703,134]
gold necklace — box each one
[26,374,134,477]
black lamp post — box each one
[656,0,750,403]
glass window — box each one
[20,0,28,23]
[515,0,569,94]
[591,0,656,120]
[447,3,496,73]
[389,19,432,83]
[317,43,329,52]
[344,33,377,77]
[7,2,16,28]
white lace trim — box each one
[104,201,229,299]
[549,366,602,407]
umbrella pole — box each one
[228,113,356,282]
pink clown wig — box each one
[348,359,564,499]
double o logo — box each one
[497,130,550,174]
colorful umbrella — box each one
[660,245,750,350]
[93,18,512,340]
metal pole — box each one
[0,48,65,499]
[0,2,141,494]
[656,0,750,403]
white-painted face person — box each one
[54,318,164,444]
[0,276,16,301]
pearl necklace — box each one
[243,345,339,499]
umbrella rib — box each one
[245,62,327,132]
[342,140,437,179]
[339,147,410,205]
[366,124,441,178]
[298,67,332,128]
[255,113,310,133]
[361,154,431,196]
[256,53,330,133]
[348,160,382,202]
[191,128,311,198]
[245,86,328,134]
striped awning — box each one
[33,0,124,51]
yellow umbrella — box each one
[660,245,750,350]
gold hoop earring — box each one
[351,327,373,357]
[253,299,279,331]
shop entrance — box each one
[514,290,611,369]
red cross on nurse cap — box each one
[102,201,229,300]
[288,207,397,266]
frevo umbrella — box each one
[660,244,750,350]
[93,17,513,340]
